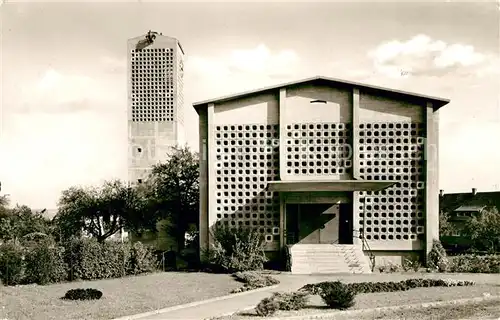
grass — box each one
[0,271,241,320]
[322,298,500,320]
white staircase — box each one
[289,244,372,274]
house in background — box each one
[194,75,450,274]
[439,188,500,251]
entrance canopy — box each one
[267,180,397,192]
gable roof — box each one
[192,75,450,113]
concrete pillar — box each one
[198,109,209,255]
[352,88,361,180]
[207,104,216,248]
[278,88,287,250]
[279,194,285,250]
[425,102,439,257]
[352,88,361,245]
[279,88,287,180]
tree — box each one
[144,145,199,252]
[0,205,53,243]
[55,180,154,242]
[462,207,500,253]
[0,194,10,219]
[439,211,455,236]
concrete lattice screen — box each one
[357,122,426,243]
[213,120,428,249]
[284,122,353,177]
[214,124,281,249]
[130,47,175,122]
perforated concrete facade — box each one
[357,122,426,246]
[127,33,185,185]
[214,124,281,249]
[195,76,449,262]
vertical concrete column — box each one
[425,102,439,257]
[207,104,217,248]
[198,109,209,255]
[279,194,285,250]
[279,88,287,180]
[352,88,361,245]
[278,88,287,251]
[352,88,361,179]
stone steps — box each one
[289,244,372,274]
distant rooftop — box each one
[440,189,500,213]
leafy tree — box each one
[0,205,53,243]
[55,180,154,242]
[439,211,455,236]
[144,146,199,251]
[0,195,10,219]
[462,207,500,253]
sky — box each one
[1,1,499,209]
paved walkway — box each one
[140,275,308,320]
[134,273,500,320]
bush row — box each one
[0,238,158,286]
[299,278,475,295]
[450,254,500,273]
[256,278,475,317]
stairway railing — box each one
[355,230,376,272]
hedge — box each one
[450,254,500,273]
[0,238,158,285]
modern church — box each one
[194,76,450,274]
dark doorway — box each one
[338,204,353,244]
[285,204,299,244]
[285,203,345,245]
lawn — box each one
[316,298,500,320]
[0,271,241,320]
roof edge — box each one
[192,75,450,113]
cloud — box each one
[368,34,499,78]
[16,69,122,114]
[228,44,299,76]
[100,56,127,74]
[185,44,301,100]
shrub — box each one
[255,292,308,316]
[64,238,129,281]
[62,288,103,300]
[231,271,279,293]
[319,281,356,310]
[21,232,55,248]
[378,263,400,273]
[24,243,67,284]
[427,240,450,272]
[255,296,280,316]
[402,256,422,272]
[209,224,268,273]
[128,242,157,275]
[450,254,500,273]
[0,242,24,285]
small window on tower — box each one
[137,147,142,153]
[137,179,143,184]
